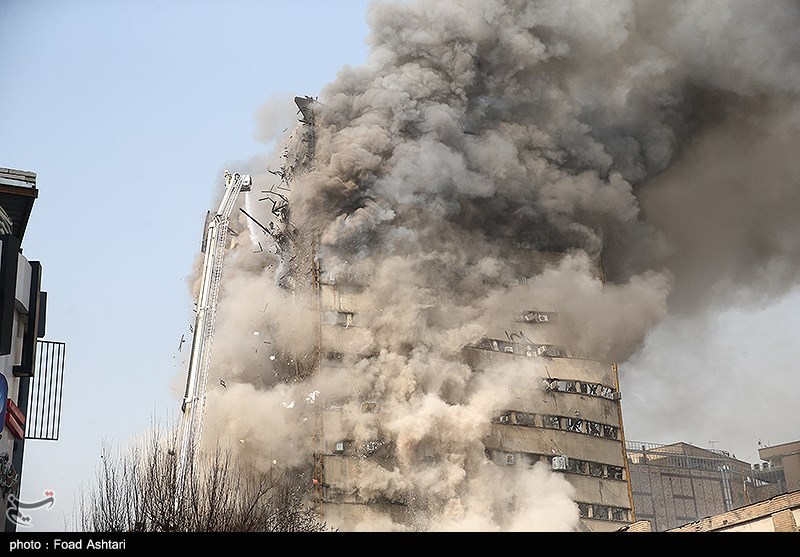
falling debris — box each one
[219,379,226,389]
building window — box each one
[592,505,609,520]
[589,462,604,477]
[523,453,541,467]
[566,418,583,432]
[602,425,618,439]
[544,415,561,429]
[505,453,515,466]
[586,422,602,436]
[334,441,346,454]
[340,312,354,327]
[600,386,617,399]
[579,382,599,396]
[516,412,535,427]
[558,380,577,392]
[566,459,585,474]
[607,465,624,480]
[578,503,591,518]
[611,507,629,522]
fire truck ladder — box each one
[176,170,251,489]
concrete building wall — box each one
[758,441,800,496]
[666,490,800,532]
[627,442,759,531]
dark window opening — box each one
[589,462,604,477]
[544,415,561,429]
[602,425,618,439]
[517,412,535,426]
[611,508,628,521]
[592,505,609,520]
[566,459,585,474]
[579,382,599,396]
[607,465,624,480]
[566,418,583,432]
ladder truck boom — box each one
[178,170,250,477]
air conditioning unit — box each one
[552,456,567,471]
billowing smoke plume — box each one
[192,0,800,531]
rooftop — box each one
[0,167,38,240]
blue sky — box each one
[0,0,372,530]
[2,0,799,532]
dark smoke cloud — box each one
[195,0,800,531]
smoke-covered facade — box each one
[192,0,800,532]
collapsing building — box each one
[206,97,634,531]
[195,0,800,532]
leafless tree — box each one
[76,424,331,532]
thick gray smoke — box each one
[192,0,800,531]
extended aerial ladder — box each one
[176,170,251,486]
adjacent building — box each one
[624,439,800,532]
[750,440,800,502]
[665,489,800,532]
[0,167,65,532]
